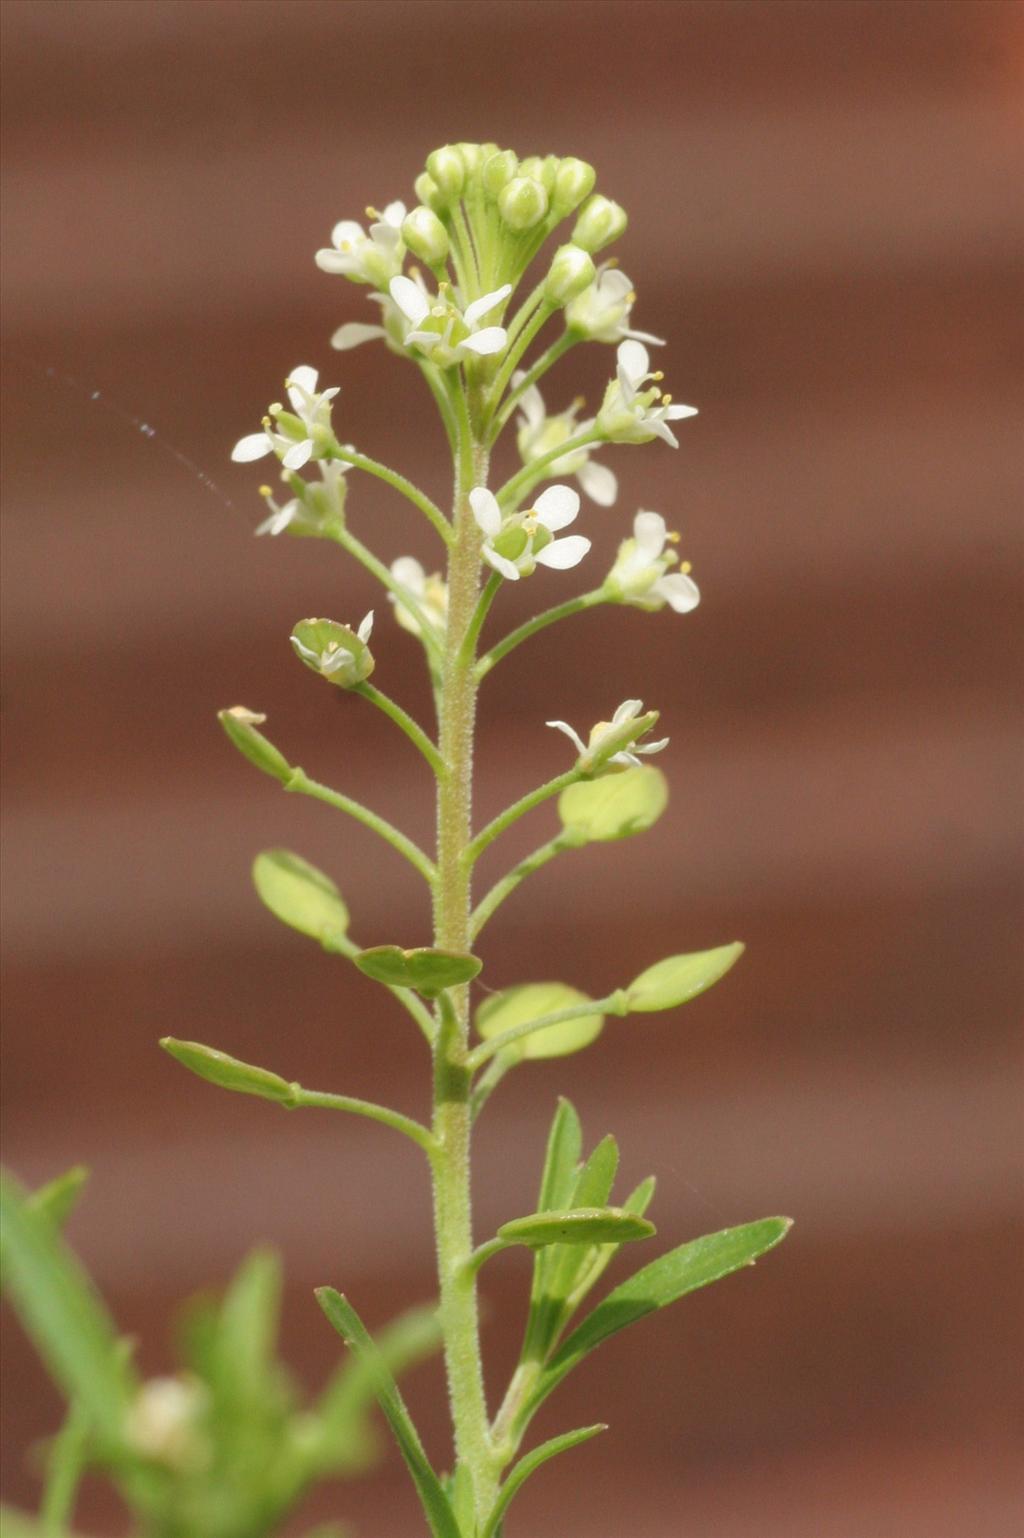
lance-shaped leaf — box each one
[521,1217,792,1426]
[536,1098,583,1214]
[481,1424,607,1538]
[0,1171,136,1445]
[354,945,481,997]
[498,1207,655,1249]
[160,1038,296,1106]
[28,1166,90,1231]
[558,765,667,843]
[216,1248,282,1404]
[218,706,293,783]
[627,942,745,1012]
[252,849,350,949]
[525,1135,619,1361]
[316,1289,461,1538]
[475,983,603,1061]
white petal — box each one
[370,223,401,250]
[469,486,502,537]
[633,510,667,557]
[617,339,650,385]
[382,201,407,227]
[459,326,507,356]
[535,535,591,570]
[315,249,357,274]
[638,736,670,756]
[533,483,580,531]
[623,327,666,346]
[646,417,680,449]
[391,556,426,591]
[291,638,320,665]
[516,381,546,429]
[546,720,587,755]
[482,547,521,581]
[287,365,319,395]
[601,269,633,299]
[331,220,365,247]
[231,433,272,462]
[463,284,512,328]
[656,572,701,613]
[331,322,387,350]
[320,647,354,674]
[390,274,430,324]
[613,699,643,724]
[576,459,618,507]
[282,439,314,470]
[358,610,374,642]
[665,403,699,420]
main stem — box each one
[431,421,496,1514]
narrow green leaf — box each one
[315,1303,442,1464]
[558,765,667,842]
[627,942,744,1012]
[354,945,481,997]
[0,1171,135,1444]
[536,1098,582,1214]
[526,1217,793,1422]
[563,1176,658,1315]
[475,983,603,1061]
[481,1424,606,1538]
[316,1289,461,1538]
[252,849,350,947]
[160,1037,296,1105]
[28,1166,90,1231]
[216,1248,282,1402]
[40,1398,91,1534]
[527,1135,620,1361]
[498,1207,655,1249]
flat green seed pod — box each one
[497,1207,656,1249]
[354,946,482,997]
[627,942,745,1012]
[252,850,349,946]
[558,765,667,842]
[475,982,603,1061]
[160,1039,295,1105]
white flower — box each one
[605,511,700,613]
[515,378,617,507]
[389,277,511,367]
[388,557,448,637]
[547,699,669,772]
[469,484,591,582]
[254,460,350,538]
[597,341,698,448]
[315,201,406,286]
[565,264,664,346]
[231,365,339,471]
[125,1376,208,1470]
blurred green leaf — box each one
[481,1424,606,1538]
[558,765,667,842]
[497,1208,655,1249]
[0,1170,135,1446]
[252,849,350,948]
[523,1217,793,1425]
[28,1166,90,1231]
[217,1249,283,1404]
[160,1038,296,1106]
[627,943,744,1012]
[354,945,481,997]
[475,983,603,1061]
[314,1303,442,1471]
[316,1289,461,1538]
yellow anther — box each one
[662,393,673,405]
[365,205,380,221]
[652,371,664,382]
[666,530,681,543]
[258,485,273,498]
[680,560,693,574]
[627,290,637,303]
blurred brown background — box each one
[2,1,1022,1533]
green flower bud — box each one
[160,1037,296,1106]
[426,145,464,200]
[482,148,518,198]
[572,194,628,253]
[402,206,449,267]
[552,157,596,217]
[499,176,549,231]
[544,243,596,306]
[414,171,446,213]
[290,615,375,689]
[218,707,292,784]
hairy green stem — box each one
[476,589,609,678]
[285,768,436,884]
[496,426,602,510]
[470,834,570,938]
[353,682,447,777]
[328,442,453,544]
[467,768,582,866]
[290,1085,436,1155]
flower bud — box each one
[572,194,628,253]
[402,206,449,267]
[160,1037,296,1105]
[414,171,446,213]
[455,141,486,180]
[518,155,558,193]
[482,148,518,198]
[552,157,596,217]
[290,615,375,689]
[218,707,292,784]
[426,145,464,200]
[499,176,549,231]
[543,243,596,306]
